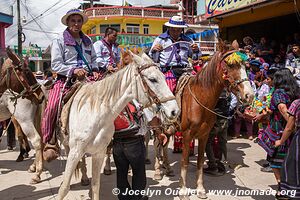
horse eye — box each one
[149,78,157,83]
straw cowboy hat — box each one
[35,70,43,77]
[61,9,88,26]
[164,16,188,28]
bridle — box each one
[1,63,44,104]
[188,49,250,119]
[219,49,250,92]
[136,63,176,108]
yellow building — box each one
[81,5,189,48]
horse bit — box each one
[137,63,176,108]
[3,64,43,103]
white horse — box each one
[58,53,179,200]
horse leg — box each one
[104,144,112,175]
[179,130,192,200]
[91,153,105,200]
[12,118,30,162]
[23,133,31,157]
[58,147,84,200]
[163,139,174,177]
[19,122,42,184]
[153,138,163,180]
[196,135,209,199]
[144,130,151,164]
[104,154,112,175]
[80,156,90,186]
[15,125,26,162]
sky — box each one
[3,0,171,48]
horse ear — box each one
[6,47,21,66]
[120,48,124,55]
[129,51,143,65]
[232,40,239,50]
[141,53,153,64]
[23,57,29,69]
[132,47,139,55]
[217,38,227,54]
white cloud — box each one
[4,0,171,48]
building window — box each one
[126,24,139,34]
[91,26,96,34]
[143,24,149,34]
[100,24,120,34]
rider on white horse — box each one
[41,9,99,161]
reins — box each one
[2,65,43,103]
[187,83,231,120]
[137,63,176,108]
[187,50,250,120]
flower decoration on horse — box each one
[224,51,248,65]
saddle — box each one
[175,72,194,111]
[43,82,83,162]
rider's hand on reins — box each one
[107,64,118,73]
[92,71,100,80]
[152,44,163,52]
[74,68,87,80]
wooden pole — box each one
[17,0,22,57]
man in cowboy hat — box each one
[149,15,201,93]
[149,16,201,153]
[41,9,99,161]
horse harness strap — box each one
[5,66,42,102]
[187,83,231,120]
[220,50,250,91]
[137,63,175,107]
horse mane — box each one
[193,40,241,88]
[77,65,132,111]
[193,52,222,88]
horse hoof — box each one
[16,155,24,162]
[30,176,41,184]
[197,192,207,199]
[28,165,36,173]
[81,178,90,186]
[145,159,151,165]
[165,170,175,177]
[154,173,163,181]
[178,195,190,200]
[103,169,112,175]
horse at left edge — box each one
[0,47,45,184]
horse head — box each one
[218,39,254,104]
[1,47,45,104]
[129,52,179,121]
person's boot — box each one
[204,162,219,176]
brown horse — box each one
[178,40,254,199]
